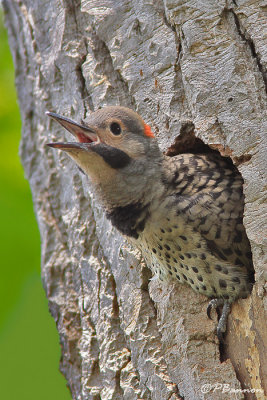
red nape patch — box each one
[144,123,155,138]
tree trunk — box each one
[3,1,266,399]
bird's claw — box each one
[206,298,224,320]
[207,299,231,342]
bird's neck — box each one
[95,160,165,239]
[105,201,150,239]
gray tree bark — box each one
[3,0,266,399]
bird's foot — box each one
[207,299,231,342]
[206,298,225,319]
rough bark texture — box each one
[3,0,266,399]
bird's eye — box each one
[110,122,122,135]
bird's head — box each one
[47,106,162,207]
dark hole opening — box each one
[165,121,251,168]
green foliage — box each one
[0,10,70,400]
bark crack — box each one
[90,28,136,108]
[76,48,95,116]
[230,8,267,94]
[97,252,145,397]
[160,2,182,68]
[157,0,192,120]
[64,0,95,116]
[114,356,131,398]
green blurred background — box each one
[0,10,70,400]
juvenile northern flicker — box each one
[47,106,254,340]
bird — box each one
[46,106,254,341]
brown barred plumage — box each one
[47,106,254,340]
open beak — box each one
[46,111,99,151]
